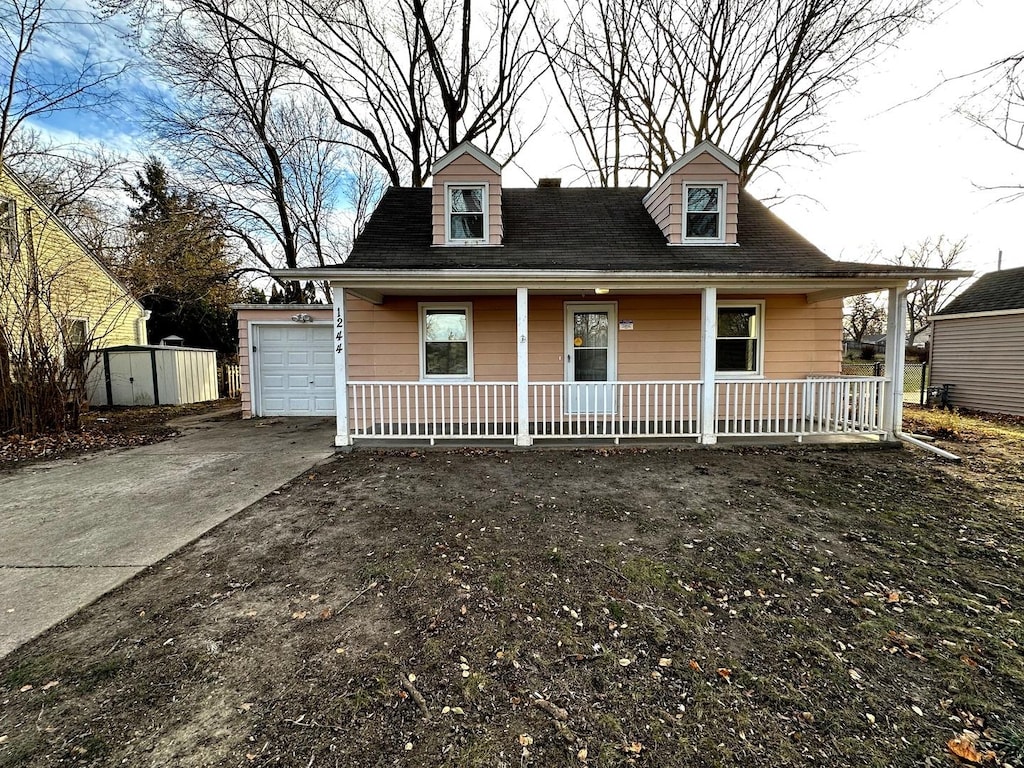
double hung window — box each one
[1,199,18,261]
[684,184,723,242]
[447,185,486,243]
[421,304,472,378]
[716,303,762,375]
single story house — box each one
[930,265,1024,416]
[250,141,965,446]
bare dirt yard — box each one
[1,407,1023,767]
[0,399,239,469]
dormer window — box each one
[446,184,487,244]
[684,183,724,242]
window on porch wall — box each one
[421,304,472,378]
[716,304,762,374]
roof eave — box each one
[273,267,968,294]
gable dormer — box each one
[643,141,740,246]
[430,142,502,246]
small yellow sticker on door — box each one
[573,336,584,347]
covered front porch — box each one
[325,279,914,448]
[343,376,887,443]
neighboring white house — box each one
[930,266,1024,416]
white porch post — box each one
[330,284,351,447]
[882,285,908,439]
[699,287,718,444]
[515,287,532,446]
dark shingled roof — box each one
[937,265,1024,315]
[338,187,899,275]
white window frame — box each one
[419,302,474,380]
[65,317,90,348]
[715,300,765,378]
[683,182,725,243]
[444,183,489,245]
[0,198,18,261]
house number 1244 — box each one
[335,309,344,354]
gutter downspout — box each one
[898,432,961,462]
[890,279,961,462]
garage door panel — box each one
[256,324,335,416]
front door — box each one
[565,303,617,413]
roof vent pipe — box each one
[537,178,561,188]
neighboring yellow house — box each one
[0,164,147,361]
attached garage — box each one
[234,305,335,417]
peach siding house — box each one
[264,141,965,447]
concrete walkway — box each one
[0,414,336,658]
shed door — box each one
[108,352,157,406]
[255,325,335,416]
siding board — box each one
[430,154,502,245]
[931,314,1024,415]
[644,152,740,245]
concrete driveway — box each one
[0,414,336,657]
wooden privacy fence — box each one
[219,364,241,398]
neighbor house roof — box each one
[333,187,956,278]
[935,265,1024,316]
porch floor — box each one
[340,432,894,451]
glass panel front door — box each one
[565,304,616,413]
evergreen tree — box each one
[121,158,241,353]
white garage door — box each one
[256,324,335,416]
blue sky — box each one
[24,0,1024,276]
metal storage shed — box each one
[87,345,220,407]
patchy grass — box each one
[904,404,1024,444]
[1,426,1023,767]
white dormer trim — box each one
[642,141,740,205]
[444,182,490,245]
[432,141,502,176]
[682,181,727,244]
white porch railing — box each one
[716,377,885,436]
[528,381,702,439]
[345,376,885,442]
[348,382,517,439]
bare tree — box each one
[887,235,967,342]
[129,0,548,188]
[141,4,371,292]
[536,0,937,186]
[3,130,129,254]
[958,51,1024,199]
[844,293,885,343]
[0,0,129,162]
[0,199,138,434]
